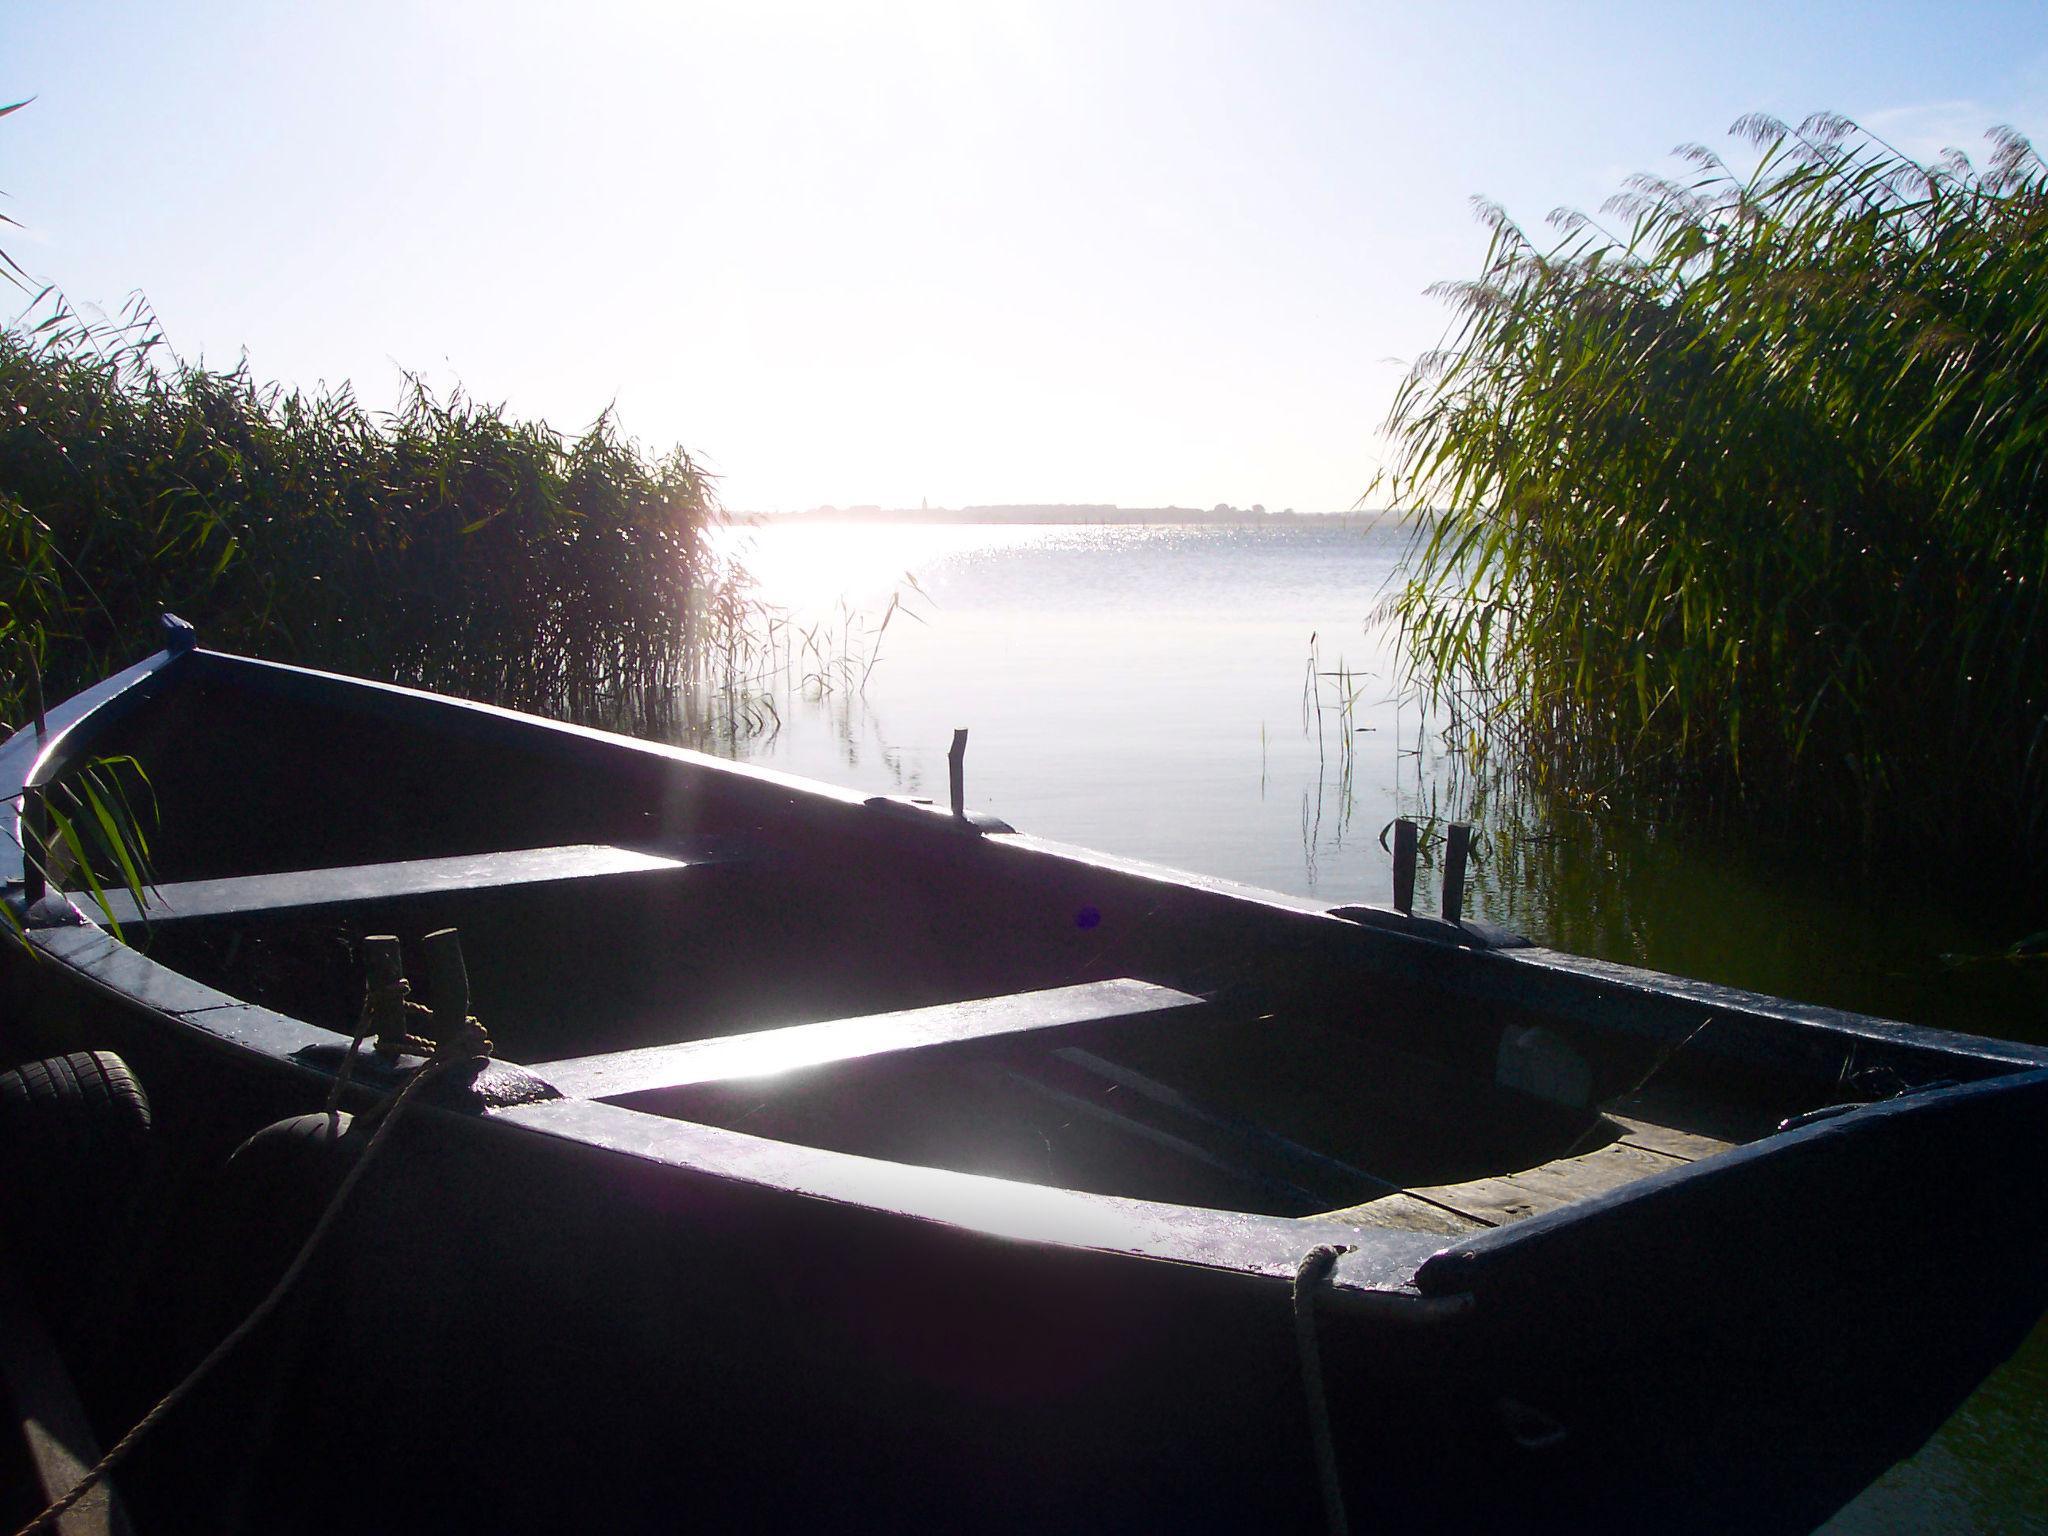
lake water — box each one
[709,517,2046,1534]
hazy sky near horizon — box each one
[5,2,2045,513]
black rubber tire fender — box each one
[0,1050,156,1335]
[0,1049,153,1153]
[207,1111,363,1298]
[226,1110,360,1200]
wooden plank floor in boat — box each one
[1314,1094,1739,1237]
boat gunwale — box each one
[1410,1059,2048,1293]
[1,645,184,888]
[9,639,2048,1299]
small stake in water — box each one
[948,729,968,820]
[1442,822,1472,925]
[1391,818,1418,915]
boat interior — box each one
[31,655,1984,1236]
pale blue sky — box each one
[5,2,2044,513]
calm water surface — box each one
[710,518,2047,1533]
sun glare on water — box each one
[712,521,1066,617]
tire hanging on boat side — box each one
[0,1050,157,1343]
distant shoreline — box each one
[733,505,1398,527]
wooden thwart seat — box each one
[532,979,1208,1100]
[90,842,723,927]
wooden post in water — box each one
[423,927,470,1042]
[1442,822,1472,925]
[948,729,968,820]
[1391,818,1417,914]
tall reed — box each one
[1380,114,2048,864]
[2,294,725,736]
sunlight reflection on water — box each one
[713,521,1076,616]
[710,519,1410,905]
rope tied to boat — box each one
[326,977,410,1113]
[325,976,494,1116]
[14,1022,493,1536]
[1294,1243,1353,1536]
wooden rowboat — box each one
[4,618,2046,1534]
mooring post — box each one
[948,729,968,820]
[1391,817,1417,914]
[363,935,409,1056]
[422,927,470,1041]
[1442,821,1472,925]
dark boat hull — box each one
[5,640,2046,1533]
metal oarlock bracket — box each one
[18,785,48,908]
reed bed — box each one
[1380,115,2048,866]
[2,295,731,739]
